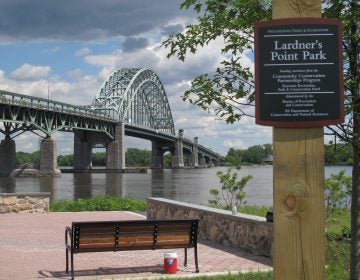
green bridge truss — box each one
[92,68,175,135]
[0,68,220,161]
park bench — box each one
[65,219,199,279]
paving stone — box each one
[0,211,272,280]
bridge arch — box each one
[92,68,175,135]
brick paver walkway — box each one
[0,211,272,279]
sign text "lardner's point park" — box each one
[254,18,344,128]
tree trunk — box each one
[352,157,360,279]
[350,0,360,277]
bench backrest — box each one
[71,219,198,253]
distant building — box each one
[263,155,273,164]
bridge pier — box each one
[0,136,16,176]
[106,123,125,170]
[151,141,163,169]
[172,129,184,168]
[192,137,199,167]
[73,131,92,170]
[199,157,207,168]
[40,137,60,176]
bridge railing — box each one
[0,90,113,121]
[123,121,177,140]
[183,137,221,158]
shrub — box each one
[209,167,252,210]
[50,196,147,212]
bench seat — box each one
[65,219,199,279]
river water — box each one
[0,166,352,207]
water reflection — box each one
[74,173,93,199]
[105,173,124,197]
[0,166,352,207]
[39,177,57,202]
[0,177,16,193]
[150,169,177,198]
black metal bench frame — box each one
[65,219,199,279]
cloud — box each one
[42,46,61,54]
[10,64,51,80]
[161,24,184,36]
[85,48,160,69]
[122,37,149,53]
[0,0,194,41]
[75,47,91,57]
[83,36,226,86]
[223,139,247,150]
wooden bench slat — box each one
[121,231,154,235]
[66,219,200,279]
[78,243,115,250]
[79,237,115,244]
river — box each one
[0,166,352,207]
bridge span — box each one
[0,68,221,176]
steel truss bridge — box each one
[0,68,221,175]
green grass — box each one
[50,196,147,212]
[239,205,272,217]
[325,209,350,279]
[326,239,350,279]
[325,208,351,240]
[168,271,273,280]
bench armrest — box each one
[65,226,72,249]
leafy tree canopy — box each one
[163,0,271,123]
[224,144,273,166]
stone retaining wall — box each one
[147,197,273,258]
[0,192,50,214]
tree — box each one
[209,167,252,210]
[325,143,353,165]
[325,170,352,216]
[242,145,265,164]
[224,147,243,166]
[57,154,74,166]
[163,0,271,123]
[92,152,106,166]
[323,2,360,277]
[224,144,272,166]
[163,153,173,168]
[163,0,359,276]
[16,151,40,168]
[125,148,151,167]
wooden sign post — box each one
[273,2,324,279]
[254,0,344,279]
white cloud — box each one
[75,47,91,57]
[42,46,61,54]
[10,64,51,80]
[223,139,247,150]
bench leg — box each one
[71,251,74,280]
[194,245,199,273]
[66,247,69,273]
[184,248,188,267]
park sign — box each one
[254,18,344,127]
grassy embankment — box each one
[50,196,350,279]
[50,196,147,212]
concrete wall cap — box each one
[147,197,266,222]
[0,192,51,197]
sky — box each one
[0,0,273,156]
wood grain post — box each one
[272,1,325,279]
